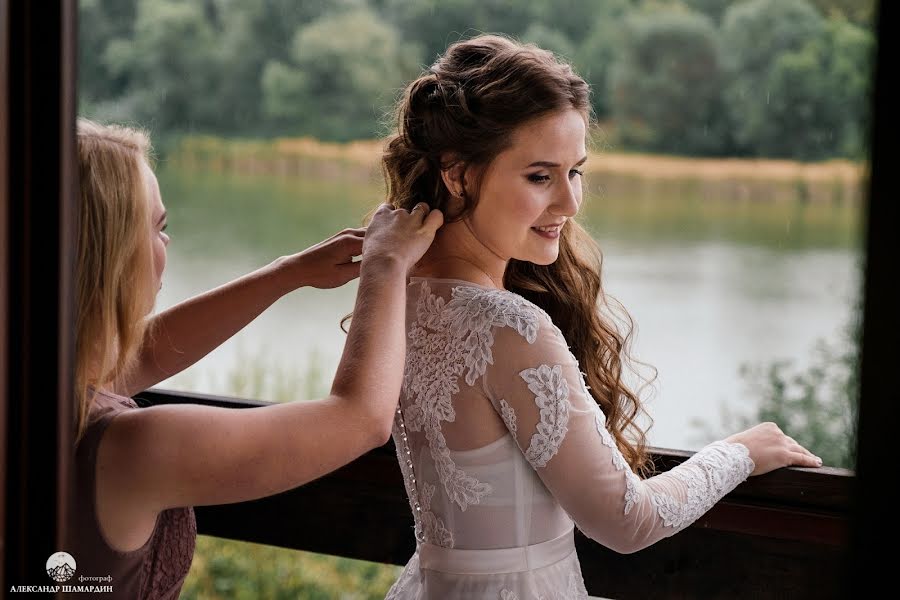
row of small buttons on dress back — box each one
[395,404,425,542]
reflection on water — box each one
[155,167,861,450]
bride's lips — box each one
[531,222,563,239]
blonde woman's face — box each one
[467,109,586,265]
[141,160,169,294]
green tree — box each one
[760,15,873,159]
[99,0,222,132]
[521,24,577,60]
[199,0,343,135]
[808,0,877,27]
[721,0,826,157]
[262,8,422,141]
[573,0,633,119]
[381,0,538,65]
[681,0,742,23]
[530,0,635,47]
[820,16,874,158]
[609,9,729,154]
[79,0,138,106]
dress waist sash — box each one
[417,528,575,575]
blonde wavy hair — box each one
[74,118,157,443]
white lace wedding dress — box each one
[385,278,755,600]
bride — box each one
[378,34,822,599]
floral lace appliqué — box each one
[651,440,754,529]
[499,399,518,434]
[420,481,454,547]
[567,352,642,516]
[589,394,641,515]
[519,364,570,468]
[403,282,543,514]
[385,552,420,600]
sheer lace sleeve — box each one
[482,312,755,554]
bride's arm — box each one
[482,318,819,554]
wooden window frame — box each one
[2,0,77,590]
[1,1,894,597]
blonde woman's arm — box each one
[115,226,369,397]
[96,204,442,551]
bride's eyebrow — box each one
[525,156,588,168]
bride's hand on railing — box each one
[725,422,823,475]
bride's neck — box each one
[412,221,508,288]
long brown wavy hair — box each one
[378,34,656,475]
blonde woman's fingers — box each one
[338,260,362,280]
[340,235,364,255]
[410,202,430,216]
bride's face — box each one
[467,109,586,266]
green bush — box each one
[693,297,860,469]
[180,536,400,600]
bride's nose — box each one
[550,179,580,218]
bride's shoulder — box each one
[412,277,560,340]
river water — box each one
[153,166,861,450]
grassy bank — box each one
[180,537,399,600]
[167,135,866,206]
[170,351,401,599]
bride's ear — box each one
[439,153,466,198]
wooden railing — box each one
[136,388,852,599]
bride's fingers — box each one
[792,446,818,463]
[785,436,816,457]
[789,441,812,454]
[788,450,822,467]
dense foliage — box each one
[80,0,875,158]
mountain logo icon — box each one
[46,552,76,583]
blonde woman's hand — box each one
[725,422,823,475]
[288,227,367,289]
[363,203,444,271]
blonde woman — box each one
[72,119,442,599]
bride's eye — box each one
[569,169,584,179]
[527,173,550,183]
